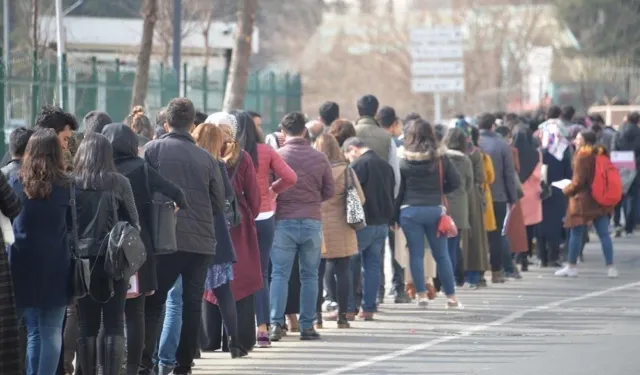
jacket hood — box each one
[402,146,447,161]
[102,123,139,160]
[445,148,467,159]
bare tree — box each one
[154,0,201,64]
[222,0,258,112]
[131,0,158,107]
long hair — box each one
[219,124,241,165]
[192,123,224,160]
[328,119,356,147]
[20,128,70,199]
[314,133,343,163]
[124,105,153,140]
[404,118,438,155]
[229,110,260,167]
[74,132,119,190]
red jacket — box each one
[255,143,297,213]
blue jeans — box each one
[157,276,182,368]
[255,217,275,326]
[568,216,613,265]
[351,225,387,313]
[464,271,481,285]
[399,206,456,296]
[269,219,322,330]
[20,306,66,375]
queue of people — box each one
[0,96,627,375]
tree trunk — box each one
[131,0,158,108]
[222,0,258,112]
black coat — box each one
[213,159,237,265]
[104,124,188,293]
[143,130,225,255]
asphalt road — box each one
[192,235,640,375]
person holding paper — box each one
[557,129,617,278]
[538,124,573,268]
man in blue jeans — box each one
[343,137,396,320]
[269,112,335,341]
[154,276,183,375]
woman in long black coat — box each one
[103,123,188,375]
[0,171,23,375]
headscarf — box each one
[512,125,539,182]
[205,112,238,140]
[540,119,569,161]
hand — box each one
[174,205,180,214]
[145,290,155,296]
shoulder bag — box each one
[104,194,146,281]
[225,153,243,228]
[144,163,178,255]
[344,166,366,230]
[69,183,91,299]
[437,159,459,238]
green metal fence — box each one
[0,50,302,154]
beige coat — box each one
[321,163,366,259]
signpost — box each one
[410,26,464,124]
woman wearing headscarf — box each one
[538,121,572,267]
[201,111,262,352]
[512,126,542,271]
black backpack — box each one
[224,153,243,228]
[103,195,146,281]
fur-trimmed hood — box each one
[399,145,447,161]
[445,148,467,159]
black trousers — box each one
[537,235,560,265]
[199,295,256,352]
[324,257,350,315]
[141,252,213,374]
[487,202,509,272]
[125,295,146,370]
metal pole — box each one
[54,0,64,108]
[434,93,442,124]
[172,0,181,94]
[3,0,10,124]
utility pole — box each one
[172,0,181,95]
[55,0,64,108]
[3,0,10,124]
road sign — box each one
[411,61,464,76]
[412,77,464,94]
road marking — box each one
[318,281,640,375]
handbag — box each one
[225,153,243,228]
[144,163,178,255]
[344,166,366,230]
[104,195,146,281]
[437,159,459,238]
[69,183,91,299]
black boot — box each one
[103,336,126,375]
[125,364,139,375]
[76,337,97,375]
[228,336,248,359]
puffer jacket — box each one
[144,131,225,255]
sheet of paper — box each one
[551,179,572,190]
[127,274,139,297]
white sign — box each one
[412,61,464,76]
[410,27,463,44]
[411,45,464,60]
[412,77,464,93]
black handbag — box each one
[144,163,178,255]
[104,194,146,281]
[69,183,91,299]
[225,154,243,228]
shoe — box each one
[256,332,271,348]
[615,226,622,238]
[607,267,619,278]
[229,336,249,359]
[394,292,412,304]
[103,336,126,375]
[300,328,321,341]
[337,314,351,329]
[478,278,488,288]
[505,271,522,279]
[463,283,478,290]
[269,324,283,342]
[417,297,429,307]
[359,311,374,321]
[446,298,463,309]
[76,337,97,375]
[554,266,578,277]
[491,271,505,283]
[405,282,417,299]
[426,283,437,300]
[158,365,174,375]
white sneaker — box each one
[554,266,578,277]
[417,297,429,307]
[607,267,619,279]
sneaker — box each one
[417,297,429,307]
[300,328,321,341]
[505,271,522,279]
[394,292,412,304]
[256,332,271,348]
[463,283,478,290]
[607,267,619,278]
[554,266,578,277]
[269,324,283,342]
[446,299,463,309]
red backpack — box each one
[591,153,623,207]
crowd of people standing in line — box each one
[0,93,628,375]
